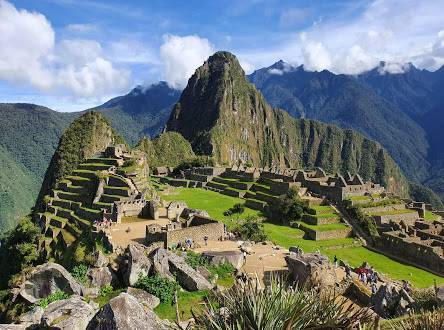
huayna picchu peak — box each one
[167,51,407,195]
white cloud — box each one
[301,41,332,71]
[0,0,129,98]
[160,34,214,89]
[236,0,444,74]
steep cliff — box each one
[167,51,408,194]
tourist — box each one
[345,266,352,279]
[371,283,377,295]
[204,235,208,246]
[333,255,338,267]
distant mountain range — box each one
[1,58,443,232]
[248,60,444,203]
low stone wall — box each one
[301,225,352,240]
[227,181,252,190]
[302,214,340,225]
[245,199,267,211]
[375,233,444,275]
[168,178,189,187]
[363,204,407,214]
[267,181,300,195]
[373,211,418,226]
[221,189,245,198]
[145,221,225,248]
[115,199,148,222]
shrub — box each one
[36,291,69,308]
[270,188,307,224]
[224,203,245,216]
[185,251,208,269]
[194,279,373,329]
[233,216,267,242]
[390,308,444,329]
[345,205,379,238]
[99,284,114,297]
[71,264,88,284]
[135,275,178,303]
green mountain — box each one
[0,146,40,231]
[0,104,75,232]
[92,82,181,145]
[36,112,124,209]
[0,83,179,232]
[167,51,408,195]
[136,132,195,167]
[248,62,430,183]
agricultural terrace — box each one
[159,186,444,288]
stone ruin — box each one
[376,219,444,275]
[159,165,384,203]
[145,209,225,249]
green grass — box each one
[370,209,417,216]
[264,222,357,251]
[160,188,262,228]
[154,290,208,321]
[310,205,335,213]
[349,195,372,201]
[263,222,444,288]
[308,213,338,219]
[323,247,444,288]
[424,210,440,221]
[93,288,125,308]
[298,222,349,232]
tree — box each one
[0,216,42,289]
[234,216,267,242]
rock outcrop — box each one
[285,252,343,289]
[126,287,160,309]
[87,293,166,330]
[371,283,415,318]
[87,267,114,288]
[202,250,245,269]
[151,248,212,291]
[41,295,97,330]
[18,263,83,304]
[124,244,152,286]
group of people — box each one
[355,263,380,294]
[93,219,112,231]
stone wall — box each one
[301,225,352,240]
[302,214,340,225]
[375,232,444,275]
[166,221,224,247]
[373,211,418,226]
[114,199,148,222]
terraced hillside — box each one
[37,156,139,260]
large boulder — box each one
[18,306,44,327]
[126,287,160,309]
[124,244,152,286]
[41,295,97,329]
[371,283,415,318]
[19,263,83,304]
[166,250,213,291]
[87,267,114,288]
[87,293,166,330]
[150,248,174,280]
[285,253,342,289]
[150,248,212,291]
[92,250,109,268]
[202,250,245,270]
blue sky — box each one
[1,0,443,111]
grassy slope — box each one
[160,187,262,229]
[160,188,443,288]
[264,222,444,288]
